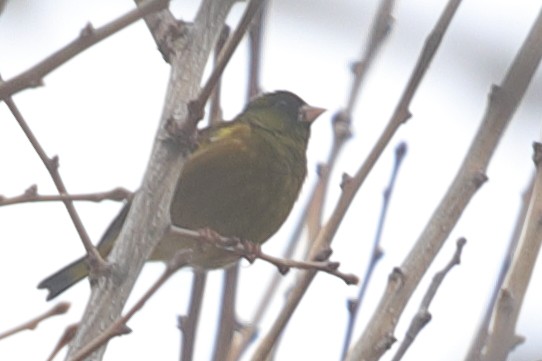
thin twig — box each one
[46,324,79,361]
[168,225,358,285]
[3,93,106,271]
[0,0,168,99]
[69,250,192,361]
[209,25,231,126]
[463,174,534,361]
[391,238,466,361]
[347,3,542,361]
[212,265,240,361]
[252,0,458,358]
[179,271,207,361]
[341,142,407,360]
[0,302,70,341]
[0,186,132,206]
[246,3,266,99]
[306,0,395,241]
[188,0,267,124]
[483,142,542,361]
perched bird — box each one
[38,91,325,300]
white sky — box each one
[1,1,541,361]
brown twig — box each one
[483,142,542,361]
[3,92,107,272]
[209,25,231,126]
[463,174,534,361]
[188,0,267,124]
[306,0,395,241]
[0,186,132,206]
[347,3,542,361]
[46,323,79,361]
[69,250,192,361]
[168,225,357,285]
[0,0,168,100]
[246,2,266,99]
[212,265,240,361]
[0,302,70,341]
[178,271,207,361]
[391,238,466,361]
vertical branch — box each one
[390,238,466,361]
[341,142,407,360]
[247,2,267,98]
[463,174,534,361]
[212,265,240,361]
[179,271,207,361]
[210,25,231,126]
[306,0,395,240]
[483,143,542,361]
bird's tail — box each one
[37,256,90,301]
[37,202,131,300]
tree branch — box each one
[0,186,131,206]
[0,302,70,341]
[483,142,542,361]
[0,0,168,100]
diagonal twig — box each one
[0,0,168,100]
[3,93,106,271]
[0,302,70,341]
[391,238,466,361]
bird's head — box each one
[242,91,326,140]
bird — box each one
[38,91,325,301]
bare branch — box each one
[0,0,168,99]
[0,302,70,341]
[46,324,79,361]
[341,142,407,360]
[168,225,358,285]
[3,92,107,273]
[0,186,132,206]
[188,0,267,124]
[178,271,207,361]
[212,265,239,361]
[306,0,395,240]
[69,250,192,361]
[463,174,534,361]
[391,238,466,361]
[483,142,542,361]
